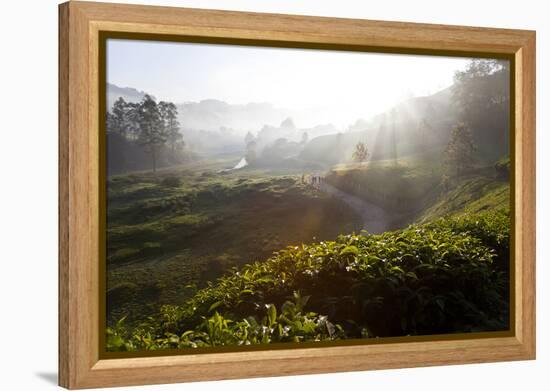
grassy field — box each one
[107,156,362,325]
[326,153,509,227]
[107,208,510,351]
[418,174,509,222]
[106,151,511,349]
[326,154,443,226]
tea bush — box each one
[107,209,509,351]
[107,291,345,351]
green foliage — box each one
[352,142,369,163]
[107,291,344,350]
[106,95,185,174]
[440,209,510,271]
[452,59,510,161]
[419,175,509,222]
[107,209,509,351]
[444,123,476,177]
[106,168,362,326]
[494,156,510,180]
[326,158,442,214]
[158,101,182,154]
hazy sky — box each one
[107,39,472,127]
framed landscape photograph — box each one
[59,1,536,389]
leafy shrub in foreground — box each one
[107,209,509,351]
[442,208,510,271]
[107,291,344,351]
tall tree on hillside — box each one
[453,59,509,159]
[137,95,168,173]
[124,102,141,140]
[444,123,476,177]
[389,108,398,165]
[106,111,117,133]
[106,110,128,173]
[159,101,183,154]
[280,117,296,130]
[244,131,256,164]
[300,131,309,145]
[244,131,255,145]
[416,118,432,152]
[245,139,257,165]
[108,98,142,141]
[106,98,131,172]
[109,97,127,136]
[352,142,369,164]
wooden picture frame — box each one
[59,1,536,389]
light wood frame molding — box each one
[59,1,536,389]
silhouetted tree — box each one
[125,102,141,140]
[280,117,296,129]
[390,108,398,165]
[352,142,369,164]
[244,131,255,145]
[416,118,431,152]
[106,95,185,174]
[110,97,127,137]
[245,139,257,165]
[444,123,476,177]
[137,95,168,173]
[159,101,182,154]
[453,59,509,160]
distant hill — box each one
[107,83,294,133]
[107,83,151,108]
[106,83,341,156]
[368,87,455,129]
[106,82,506,164]
[301,87,458,165]
[177,100,294,133]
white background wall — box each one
[0,0,547,389]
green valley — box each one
[103,55,512,352]
[107,157,362,326]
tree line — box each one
[444,59,508,177]
[452,59,509,160]
[106,95,185,174]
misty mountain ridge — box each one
[107,82,484,164]
[301,87,459,166]
[107,81,451,138]
[178,99,294,134]
[367,87,454,129]
[107,83,153,108]
[107,82,344,155]
[108,83,297,133]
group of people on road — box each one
[301,174,325,187]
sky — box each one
[107,39,473,127]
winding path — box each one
[319,182,390,234]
